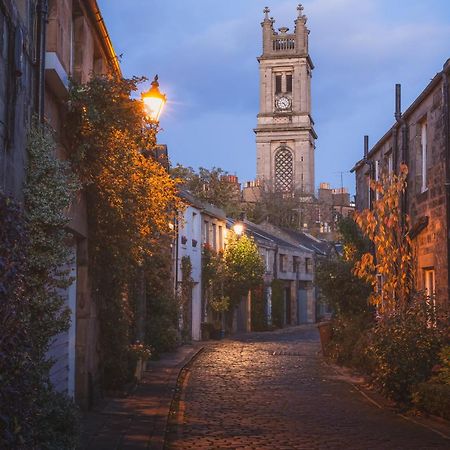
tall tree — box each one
[171,164,241,217]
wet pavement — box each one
[166,326,449,450]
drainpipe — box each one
[442,68,450,302]
[395,83,408,230]
[393,84,401,172]
[364,135,371,209]
[36,0,48,123]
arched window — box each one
[275,147,293,192]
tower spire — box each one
[263,6,270,21]
[297,4,304,18]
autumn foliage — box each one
[353,164,413,314]
[67,75,182,388]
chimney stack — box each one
[395,83,402,121]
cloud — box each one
[99,0,450,194]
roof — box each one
[227,218,314,255]
[179,189,227,221]
[276,227,334,256]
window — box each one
[218,225,223,250]
[275,75,282,94]
[265,249,271,272]
[286,74,292,93]
[212,223,217,249]
[424,268,435,298]
[293,256,299,273]
[275,148,293,192]
[279,254,286,272]
[191,212,197,239]
[387,152,393,174]
[305,257,312,273]
[424,268,436,324]
[374,160,380,200]
[203,221,209,244]
[365,173,371,209]
[421,121,428,193]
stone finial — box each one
[297,4,304,18]
[263,6,270,20]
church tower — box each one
[255,4,316,195]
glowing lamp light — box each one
[142,75,166,123]
[233,222,244,236]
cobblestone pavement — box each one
[166,326,449,450]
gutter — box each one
[85,0,121,77]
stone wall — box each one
[0,0,36,200]
[354,64,450,307]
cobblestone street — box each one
[166,326,449,449]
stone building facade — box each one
[0,0,38,199]
[255,4,316,195]
[45,0,120,409]
[0,0,120,409]
[175,191,228,341]
[353,60,450,307]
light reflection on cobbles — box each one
[166,326,448,450]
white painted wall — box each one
[177,204,202,340]
[48,243,77,397]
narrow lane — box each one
[166,326,449,449]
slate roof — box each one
[277,227,334,256]
[179,189,226,221]
[227,218,314,254]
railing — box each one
[272,37,295,51]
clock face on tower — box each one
[276,96,291,111]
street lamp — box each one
[136,75,167,343]
[142,74,167,123]
[233,222,245,236]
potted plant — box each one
[129,341,153,381]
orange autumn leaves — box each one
[353,164,414,314]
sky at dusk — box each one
[98,0,450,195]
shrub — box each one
[145,246,180,356]
[413,383,450,420]
[366,300,445,402]
[316,258,372,317]
[430,345,450,385]
[251,285,268,331]
[1,122,80,447]
[0,192,79,448]
[34,389,80,450]
[146,291,179,355]
[327,314,374,371]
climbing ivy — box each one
[0,122,80,448]
[66,75,182,388]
